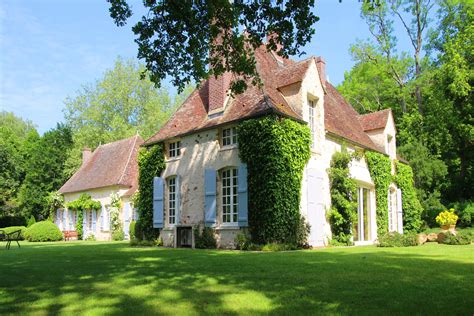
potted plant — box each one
[436,208,458,233]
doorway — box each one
[177,227,192,248]
[353,187,371,242]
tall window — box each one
[169,141,181,158]
[222,127,237,147]
[308,100,316,148]
[222,168,238,223]
[168,177,176,224]
[353,187,371,242]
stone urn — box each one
[441,224,456,233]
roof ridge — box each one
[117,135,138,186]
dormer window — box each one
[308,99,316,148]
[169,141,181,158]
[222,127,237,147]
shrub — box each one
[130,239,155,247]
[439,231,472,245]
[452,201,473,227]
[378,232,419,247]
[194,226,217,249]
[436,209,458,226]
[27,216,36,227]
[85,234,96,241]
[24,221,63,242]
[1,226,27,240]
[129,220,136,239]
[261,243,296,252]
[112,230,125,241]
[155,237,163,247]
[235,233,252,250]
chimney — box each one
[316,57,326,87]
[208,72,232,113]
[82,148,92,166]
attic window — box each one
[169,141,181,158]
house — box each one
[56,135,143,240]
[143,45,403,248]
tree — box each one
[107,0,319,94]
[17,124,74,219]
[63,57,192,176]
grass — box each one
[0,242,472,315]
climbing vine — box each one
[137,144,165,240]
[66,193,101,240]
[365,151,392,236]
[328,149,358,245]
[238,115,311,245]
[395,161,423,232]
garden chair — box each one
[0,229,22,250]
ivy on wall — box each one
[328,149,358,245]
[137,145,165,240]
[395,161,423,232]
[365,151,393,236]
[66,193,101,240]
[238,115,311,245]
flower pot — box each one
[441,224,456,233]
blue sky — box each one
[0,0,415,134]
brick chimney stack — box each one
[82,148,92,166]
[316,57,326,87]
[208,71,232,113]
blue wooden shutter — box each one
[396,188,403,234]
[175,175,181,225]
[237,164,248,227]
[204,169,217,227]
[153,177,164,228]
[92,209,97,232]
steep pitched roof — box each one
[59,135,144,195]
[359,109,391,131]
[145,48,389,154]
[324,83,383,152]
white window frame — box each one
[168,177,177,225]
[88,210,93,230]
[168,141,181,158]
[221,168,238,225]
[222,127,237,147]
[308,99,316,148]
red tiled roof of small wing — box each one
[144,47,387,154]
[59,135,144,195]
[359,108,392,132]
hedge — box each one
[24,221,63,242]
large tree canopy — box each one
[107,0,319,94]
[63,57,191,176]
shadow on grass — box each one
[0,242,472,315]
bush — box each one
[378,232,419,247]
[27,216,36,227]
[1,226,27,240]
[85,234,96,241]
[130,239,155,247]
[112,230,125,241]
[129,220,136,239]
[452,201,473,227]
[235,233,252,250]
[155,237,163,247]
[24,221,63,242]
[194,226,217,249]
[261,243,296,251]
[439,231,472,245]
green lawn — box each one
[0,242,472,315]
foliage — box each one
[129,220,136,240]
[107,0,318,94]
[436,209,458,226]
[24,221,63,242]
[26,216,36,228]
[365,151,393,235]
[112,230,125,241]
[17,124,74,219]
[1,226,27,240]
[439,231,472,245]
[451,201,473,228]
[261,243,297,252]
[129,239,155,247]
[154,237,164,247]
[238,116,311,245]
[394,161,423,231]
[377,232,419,247]
[194,226,217,249]
[76,210,84,240]
[62,58,190,176]
[66,193,101,240]
[85,234,96,241]
[45,191,65,219]
[235,233,252,250]
[137,145,165,240]
[328,149,358,245]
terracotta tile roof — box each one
[359,109,391,131]
[324,83,384,152]
[59,135,144,195]
[144,48,388,155]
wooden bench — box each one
[63,231,78,241]
[0,229,22,250]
